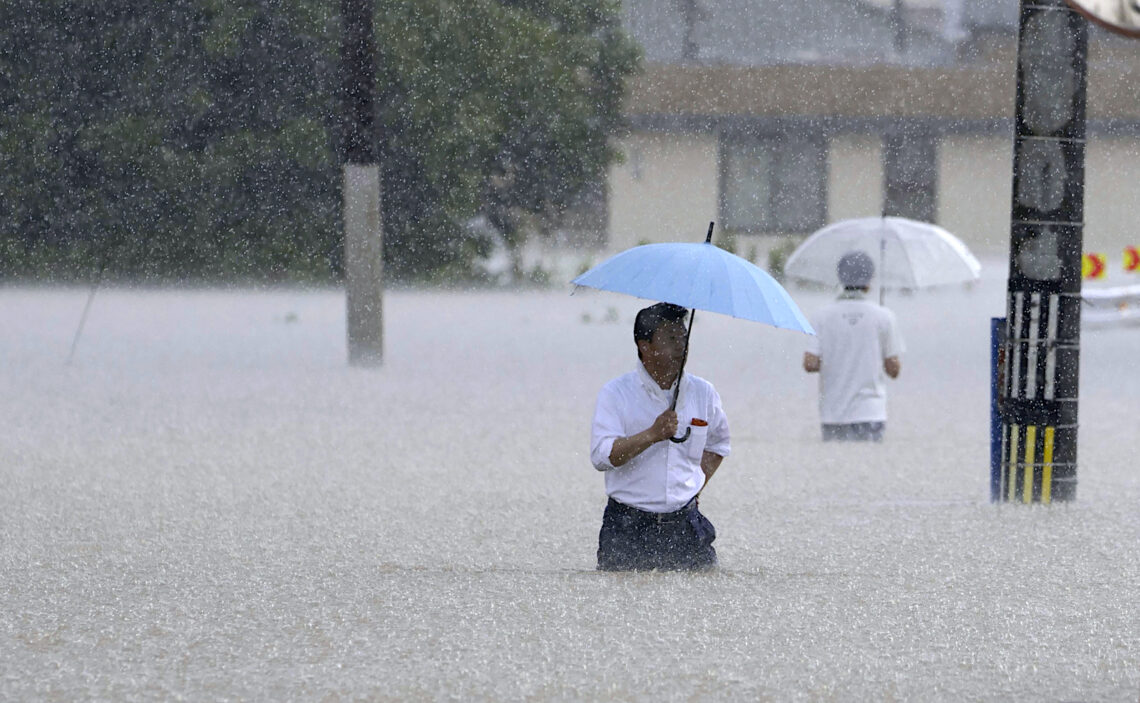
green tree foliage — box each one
[0,0,638,282]
[479,0,639,279]
[376,0,639,280]
[1,0,342,281]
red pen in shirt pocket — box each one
[691,418,708,427]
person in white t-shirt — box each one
[803,251,904,442]
[590,302,730,571]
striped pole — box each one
[1000,0,1087,502]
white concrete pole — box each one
[341,0,382,366]
[344,163,383,365]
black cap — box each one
[837,251,874,287]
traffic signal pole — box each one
[999,0,1088,502]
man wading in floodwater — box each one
[589,302,730,571]
[803,251,904,442]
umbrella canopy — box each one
[784,216,982,290]
[572,241,814,335]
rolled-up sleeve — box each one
[806,313,821,356]
[704,388,731,458]
[881,308,905,358]
[590,384,622,471]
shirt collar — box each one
[838,288,868,301]
[636,360,677,402]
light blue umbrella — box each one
[572,223,814,335]
[572,222,813,442]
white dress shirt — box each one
[806,290,905,424]
[590,362,731,512]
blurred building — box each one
[574,0,1140,262]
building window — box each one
[884,132,937,222]
[720,133,827,234]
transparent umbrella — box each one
[784,216,982,302]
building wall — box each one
[1085,136,1140,264]
[935,133,1140,265]
[937,134,1013,255]
[605,128,1140,278]
[827,134,884,223]
[607,131,719,251]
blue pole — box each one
[990,317,1005,502]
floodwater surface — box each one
[2,271,1138,700]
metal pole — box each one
[342,0,383,366]
[667,221,715,445]
[66,279,100,366]
[990,317,1005,502]
[66,241,108,365]
[1000,0,1087,503]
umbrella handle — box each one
[667,224,712,445]
[667,307,698,443]
[880,230,886,306]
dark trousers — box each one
[822,422,885,442]
[597,497,717,571]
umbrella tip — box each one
[705,221,714,244]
